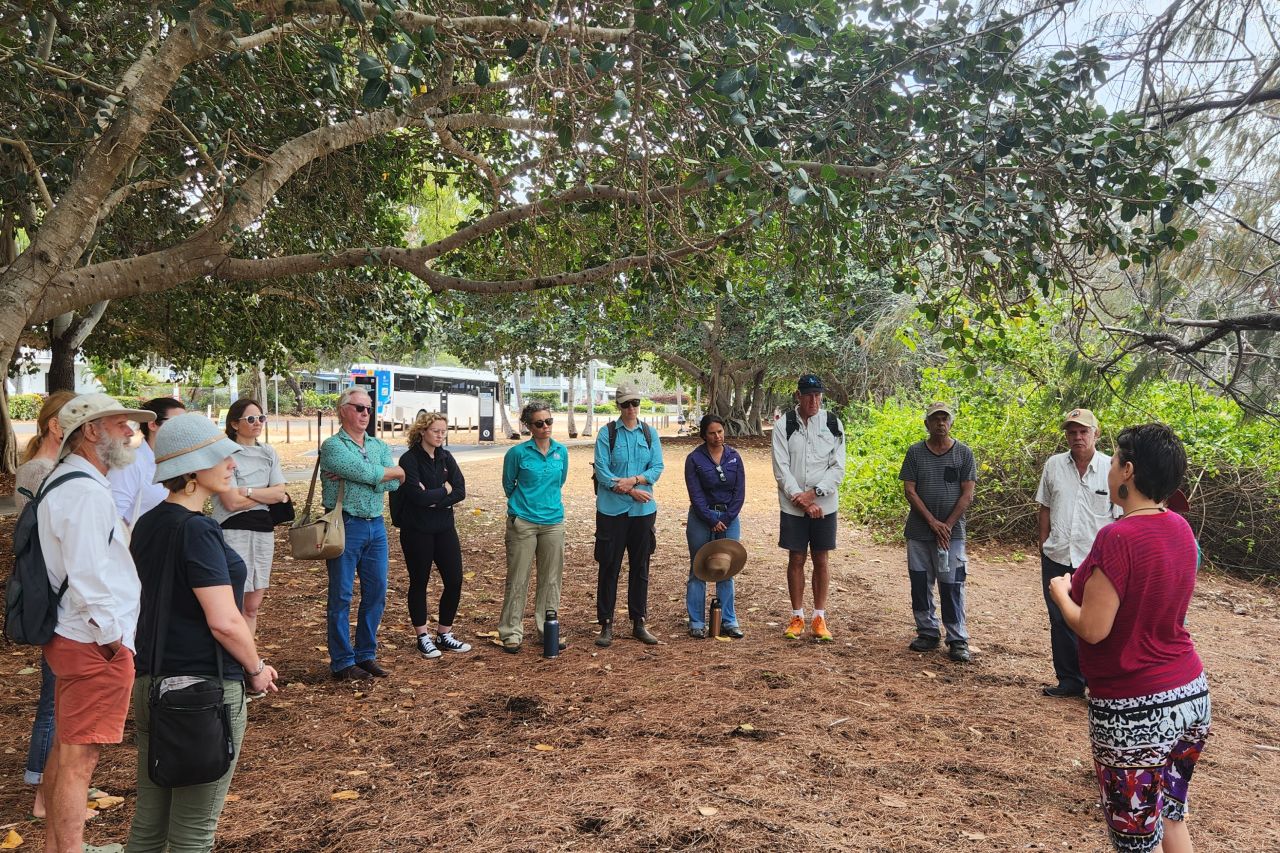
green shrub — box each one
[8,393,43,421]
[525,391,561,410]
[301,390,339,414]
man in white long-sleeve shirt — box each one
[772,374,846,643]
[107,396,185,527]
[37,393,154,853]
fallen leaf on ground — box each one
[330,790,360,801]
[736,723,756,732]
[0,828,21,849]
[475,630,499,638]
[961,831,987,840]
[93,795,125,810]
[534,743,555,751]
[463,571,476,580]
[347,770,368,777]
[922,670,937,678]
[715,635,733,642]
[697,806,719,816]
[224,794,241,802]
[879,794,908,808]
[16,667,37,675]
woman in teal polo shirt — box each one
[497,402,570,653]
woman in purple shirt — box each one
[684,415,747,638]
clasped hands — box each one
[790,489,823,519]
[612,476,652,503]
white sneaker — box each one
[416,634,442,659]
[436,632,472,653]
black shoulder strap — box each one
[607,420,618,452]
[785,409,799,438]
[35,470,95,500]
[827,411,842,438]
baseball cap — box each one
[1063,408,1099,430]
[924,402,954,419]
[615,383,643,405]
[58,393,155,458]
[797,374,825,394]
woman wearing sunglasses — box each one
[684,414,746,638]
[212,398,290,639]
[497,402,569,653]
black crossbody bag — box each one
[146,517,237,788]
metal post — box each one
[286,420,291,444]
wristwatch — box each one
[246,487,254,498]
[814,487,827,497]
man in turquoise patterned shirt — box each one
[593,383,664,648]
[320,387,404,680]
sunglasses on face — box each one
[238,415,267,425]
[347,403,372,414]
[619,400,640,408]
[531,418,554,428]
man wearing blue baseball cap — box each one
[772,374,846,642]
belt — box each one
[711,504,728,512]
[341,510,381,521]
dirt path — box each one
[1,439,1277,851]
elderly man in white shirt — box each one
[1034,407,1118,699]
[37,393,154,853]
[107,396,185,527]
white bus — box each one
[348,363,500,430]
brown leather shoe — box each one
[333,664,373,681]
[632,618,658,645]
[356,659,388,677]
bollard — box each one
[286,420,291,443]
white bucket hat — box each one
[152,412,241,483]
[58,393,155,459]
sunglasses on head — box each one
[619,399,640,408]
[239,415,267,425]
[531,418,554,428]
[347,403,372,414]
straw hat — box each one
[57,393,155,459]
[692,539,748,583]
[152,412,241,483]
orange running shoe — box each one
[811,614,833,643]
[783,615,805,639]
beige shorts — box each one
[222,528,274,592]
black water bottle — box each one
[709,597,722,639]
[543,609,560,658]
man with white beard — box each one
[36,394,154,853]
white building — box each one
[510,360,614,407]
[5,348,103,396]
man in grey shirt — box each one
[899,402,977,662]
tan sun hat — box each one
[57,393,156,459]
[692,539,748,583]
[924,401,954,419]
[615,382,643,405]
[1063,408,1099,430]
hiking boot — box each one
[783,616,805,639]
[416,634,443,660]
[689,627,708,639]
[595,622,613,648]
[332,665,372,681]
[436,632,472,653]
[909,635,940,652]
[1042,684,1085,699]
[356,659,388,677]
[811,615,833,643]
[948,641,971,663]
[721,624,745,639]
[633,618,659,645]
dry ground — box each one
[1,439,1278,852]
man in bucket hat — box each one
[1034,408,1117,698]
[37,393,153,853]
[899,402,977,663]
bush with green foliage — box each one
[525,391,562,410]
[840,365,1280,579]
[8,393,43,421]
[301,391,339,414]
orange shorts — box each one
[43,634,135,745]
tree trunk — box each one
[511,361,528,435]
[283,371,305,414]
[47,340,76,393]
[583,359,595,436]
[566,372,578,437]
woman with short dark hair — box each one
[1049,423,1210,853]
[684,414,746,638]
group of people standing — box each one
[11,374,1211,853]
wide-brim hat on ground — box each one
[615,382,643,405]
[924,401,954,419]
[1063,407,1099,430]
[153,412,241,483]
[58,393,156,459]
[692,539,748,583]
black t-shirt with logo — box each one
[131,502,247,681]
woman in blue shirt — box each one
[684,414,747,638]
[497,402,570,653]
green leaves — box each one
[361,77,390,108]
[473,60,490,87]
[357,53,383,80]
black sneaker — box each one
[416,634,443,660]
[1042,684,1085,698]
[909,635,940,652]
[948,641,971,663]
[436,632,472,653]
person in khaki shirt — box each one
[1035,408,1117,698]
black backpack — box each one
[784,408,843,439]
[5,472,94,645]
[590,420,655,494]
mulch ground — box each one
[1,440,1278,851]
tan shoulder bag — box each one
[289,459,345,560]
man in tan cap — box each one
[36,393,154,853]
[899,402,977,662]
[1034,407,1117,698]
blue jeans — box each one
[327,515,389,671]
[685,509,740,630]
[25,655,55,785]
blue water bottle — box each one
[542,609,560,658]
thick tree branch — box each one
[0,137,54,210]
